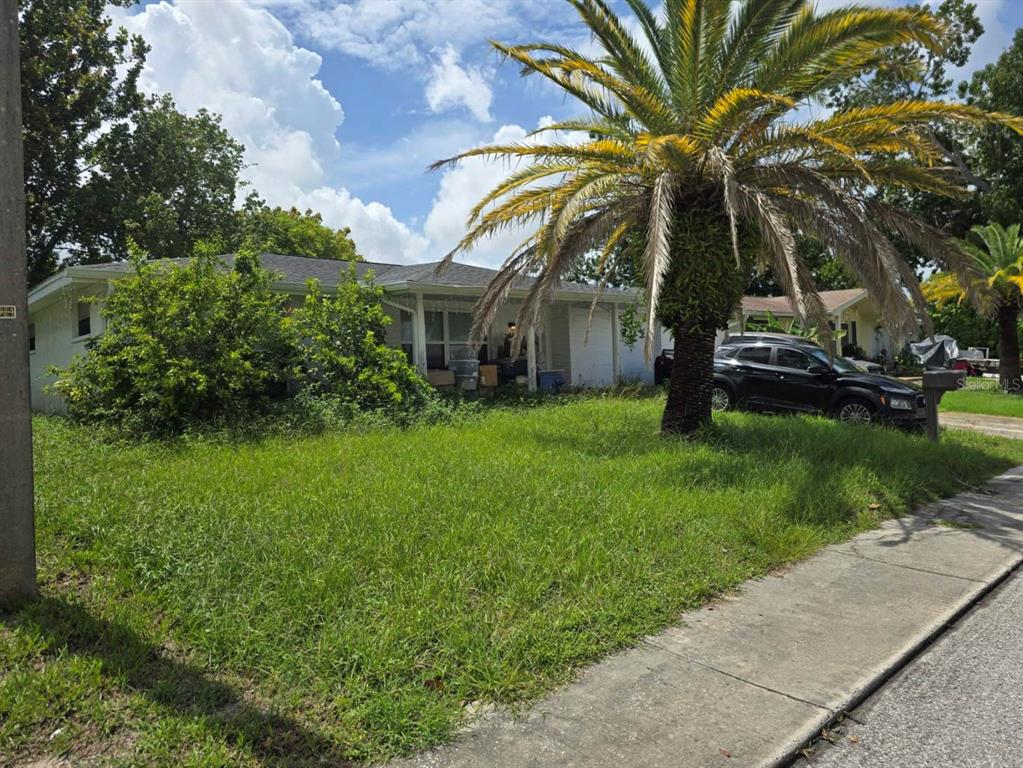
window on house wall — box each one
[447,311,473,360]
[425,310,445,369]
[75,302,91,338]
[28,323,36,352]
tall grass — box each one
[4,397,1023,765]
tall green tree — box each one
[924,223,1023,393]
[433,0,1022,435]
[824,0,986,270]
[219,196,361,261]
[19,0,146,285]
[960,29,1023,227]
[77,95,245,263]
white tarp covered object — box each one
[910,335,962,369]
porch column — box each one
[414,293,428,375]
[526,324,537,392]
[610,303,621,384]
[833,312,843,355]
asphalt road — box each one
[795,569,1023,768]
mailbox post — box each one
[922,369,966,441]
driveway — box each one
[941,411,1023,440]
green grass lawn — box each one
[940,378,1023,418]
[4,397,1023,766]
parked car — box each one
[711,337,926,428]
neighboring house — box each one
[26,253,661,412]
[732,288,893,358]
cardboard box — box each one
[427,369,456,387]
[479,364,499,388]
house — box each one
[731,288,892,358]
[25,253,662,412]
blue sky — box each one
[111,0,1023,268]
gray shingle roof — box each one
[74,253,633,297]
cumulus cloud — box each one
[276,0,531,69]
[423,117,584,269]
[108,0,429,263]
[426,46,493,123]
[270,0,579,120]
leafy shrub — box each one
[53,252,438,435]
[53,250,296,433]
[290,266,433,417]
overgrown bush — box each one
[291,266,433,418]
[54,250,295,433]
[52,251,438,435]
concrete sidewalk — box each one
[795,571,1023,768]
[395,468,1023,768]
[941,411,1023,440]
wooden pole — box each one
[0,0,37,605]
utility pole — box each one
[0,0,37,605]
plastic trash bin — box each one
[538,369,566,391]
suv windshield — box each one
[809,349,860,373]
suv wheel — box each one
[711,385,733,412]
[837,398,875,425]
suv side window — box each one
[775,347,816,371]
[735,345,771,365]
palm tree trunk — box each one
[996,302,1022,395]
[661,322,717,436]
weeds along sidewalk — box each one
[395,467,1023,768]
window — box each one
[28,323,36,352]
[736,345,771,364]
[775,347,815,371]
[447,311,473,360]
[425,310,445,369]
[399,310,414,362]
[75,302,91,338]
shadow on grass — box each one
[6,597,353,767]
[527,410,1023,531]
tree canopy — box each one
[19,1,360,286]
[216,197,361,262]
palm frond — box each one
[642,172,675,361]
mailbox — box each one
[921,369,966,441]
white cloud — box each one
[297,187,429,262]
[108,0,429,264]
[426,46,493,122]
[276,0,530,69]
[270,0,580,119]
[423,117,582,269]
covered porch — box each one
[380,290,650,391]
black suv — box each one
[711,336,925,427]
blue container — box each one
[538,370,566,391]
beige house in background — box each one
[731,288,892,357]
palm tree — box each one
[432,0,1023,435]
[923,223,1023,394]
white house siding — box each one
[28,286,107,412]
[546,303,572,382]
[568,305,615,387]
